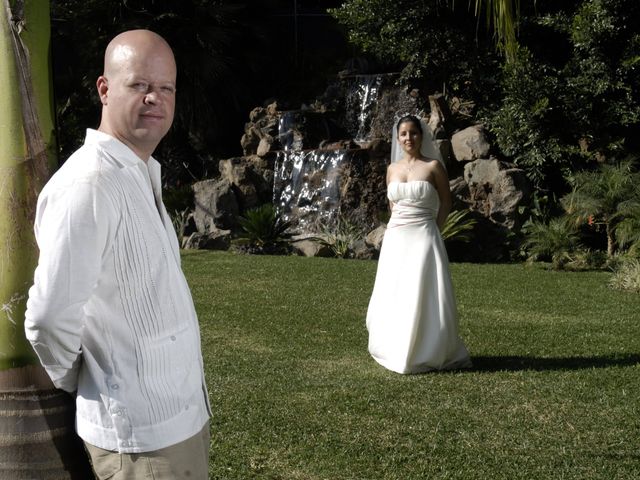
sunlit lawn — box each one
[182,251,640,480]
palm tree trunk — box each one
[0,1,92,478]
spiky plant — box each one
[314,215,362,259]
[237,204,292,254]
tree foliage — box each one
[489,0,640,188]
[329,0,500,96]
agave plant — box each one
[170,208,191,248]
[236,204,292,254]
[441,209,477,243]
[313,215,363,259]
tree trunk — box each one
[0,1,93,478]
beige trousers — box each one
[84,422,210,480]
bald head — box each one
[103,30,175,78]
[97,30,177,161]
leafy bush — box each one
[616,198,640,254]
[488,47,572,188]
[235,204,292,255]
[488,0,640,188]
[564,249,609,271]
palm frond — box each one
[441,209,477,243]
[522,217,581,267]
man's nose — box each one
[144,91,159,105]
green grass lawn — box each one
[182,251,640,480]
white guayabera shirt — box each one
[25,129,211,453]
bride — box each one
[366,115,472,373]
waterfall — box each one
[345,74,383,143]
[271,75,387,230]
[277,111,301,151]
[273,149,348,229]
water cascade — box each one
[271,74,391,231]
[344,75,383,143]
[273,149,348,229]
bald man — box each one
[25,30,211,479]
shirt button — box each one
[170,336,176,341]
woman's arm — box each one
[386,164,395,211]
[432,162,452,230]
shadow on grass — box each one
[471,354,640,372]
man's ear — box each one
[96,76,109,105]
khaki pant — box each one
[84,422,210,480]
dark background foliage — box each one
[51,0,640,199]
[51,0,350,186]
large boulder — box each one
[451,125,491,162]
[183,230,231,250]
[218,155,273,211]
[240,104,280,156]
[463,158,530,229]
[290,234,333,257]
[193,155,274,234]
[192,178,240,232]
[365,224,386,251]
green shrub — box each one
[235,204,292,255]
[488,46,573,188]
[564,249,608,271]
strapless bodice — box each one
[388,181,439,208]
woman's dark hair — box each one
[396,115,422,134]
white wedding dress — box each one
[366,180,472,373]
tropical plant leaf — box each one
[441,209,477,243]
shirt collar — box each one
[84,129,161,172]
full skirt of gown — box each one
[366,181,471,373]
